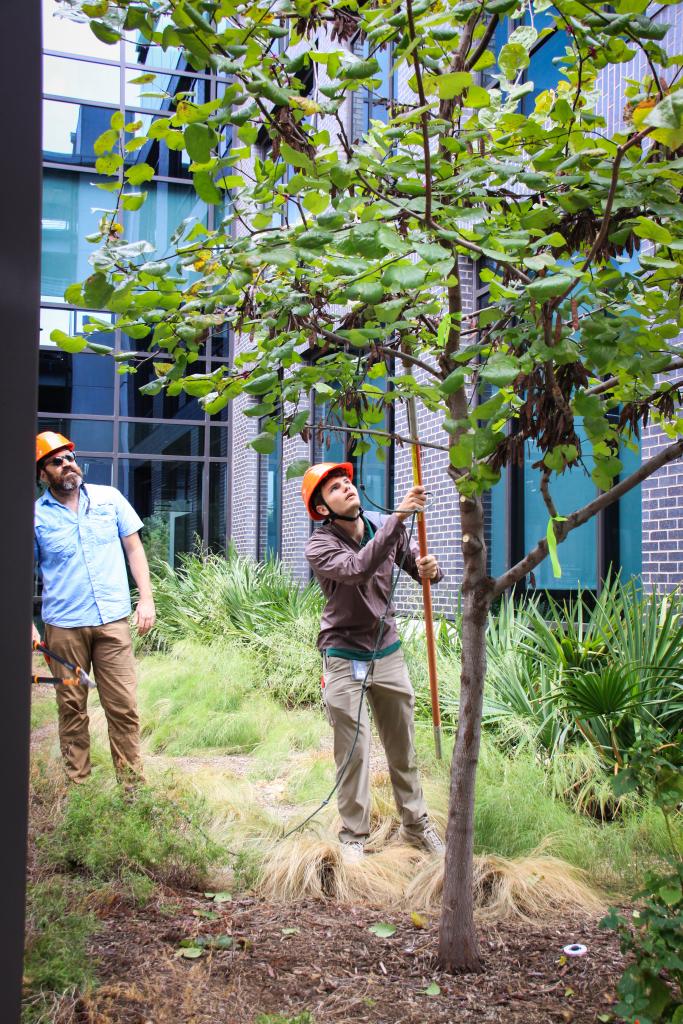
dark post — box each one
[0,0,41,1018]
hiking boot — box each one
[399,823,445,854]
[340,841,365,864]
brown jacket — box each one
[305,512,443,654]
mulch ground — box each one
[68,889,625,1024]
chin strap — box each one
[325,507,364,523]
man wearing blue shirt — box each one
[33,431,156,784]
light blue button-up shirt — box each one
[34,483,144,627]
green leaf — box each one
[464,85,491,108]
[658,883,681,907]
[125,163,155,185]
[546,517,565,579]
[302,191,329,215]
[83,272,114,309]
[122,191,148,211]
[249,432,277,454]
[244,371,278,396]
[437,314,452,348]
[440,369,466,396]
[526,273,574,300]
[193,170,222,204]
[381,264,426,290]
[368,922,396,938]
[95,153,122,175]
[436,72,472,99]
[342,57,380,80]
[499,42,530,81]
[480,353,520,387]
[50,329,87,353]
[93,128,118,155]
[128,72,156,85]
[280,142,313,171]
[286,458,310,480]
[177,946,203,959]
[423,982,441,996]
[185,122,217,163]
[632,216,673,245]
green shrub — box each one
[40,779,222,889]
[23,876,99,1023]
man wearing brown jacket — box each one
[302,461,444,862]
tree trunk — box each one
[438,493,493,972]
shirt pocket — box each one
[87,504,119,543]
[35,524,78,563]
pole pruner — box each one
[405,397,443,760]
[32,640,96,688]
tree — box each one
[58,0,683,972]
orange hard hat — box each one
[301,462,354,521]
[36,431,74,464]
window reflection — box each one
[43,100,113,166]
[120,421,204,457]
[124,112,192,179]
[120,180,207,263]
[119,459,203,565]
[258,430,282,559]
[38,416,114,452]
[42,0,119,60]
[210,427,231,457]
[119,361,204,420]
[44,55,120,104]
[209,462,228,552]
[42,170,112,301]
[39,349,115,415]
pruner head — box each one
[78,668,97,689]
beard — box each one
[51,468,83,494]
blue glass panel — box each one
[78,457,113,486]
[121,180,207,267]
[41,169,115,302]
[524,433,597,590]
[38,349,115,415]
[43,100,113,166]
[118,459,204,565]
[209,462,228,552]
[119,360,204,420]
[37,416,113,452]
[120,421,205,457]
[123,111,192,179]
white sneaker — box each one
[340,841,365,864]
[399,823,445,854]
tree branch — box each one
[309,420,449,453]
[465,13,499,72]
[492,436,683,597]
[585,356,683,397]
[405,0,433,227]
[540,469,559,519]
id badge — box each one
[351,659,369,682]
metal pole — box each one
[406,398,443,759]
[0,0,41,1016]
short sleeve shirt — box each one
[34,483,144,627]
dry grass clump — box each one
[259,819,604,924]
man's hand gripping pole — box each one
[406,398,443,760]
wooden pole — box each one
[406,398,442,759]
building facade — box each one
[40,0,683,605]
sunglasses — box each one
[46,452,77,468]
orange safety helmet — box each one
[36,431,74,465]
[301,462,354,521]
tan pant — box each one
[323,648,428,843]
[44,618,143,784]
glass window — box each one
[210,426,230,457]
[118,360,204,420]
[42,0,120,60]
[258,432,282,559]
[43,55,120,104]
[118,459,203,565]
[37,416,114,452]
[125,27,183,73]
[209,462,228,552]
[77,457,113,486]
[40,308,114,348]
[120,180,207,267]
[120,421,205,457]
[41,169,114,302]
[124,112,192,179]
[43,99,114,166]
[523,438,597,590]
[619,441,642,581]
[38,349,115,415]
[125,72,210,112]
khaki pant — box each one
[44,618,143,784]
[323,648,428,843]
